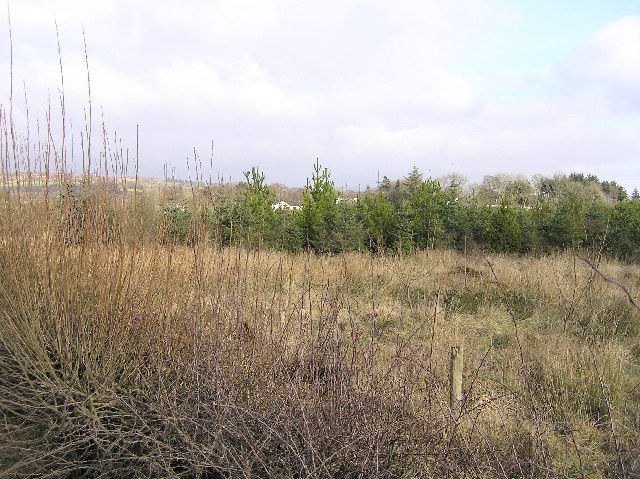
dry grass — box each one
[1,54,639,475]
[1,175,639,478]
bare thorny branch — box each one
[576,253,640,313]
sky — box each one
[1,0,639,192]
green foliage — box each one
[475,174,534,206]
[378,175,392,195]
[236,167,277,247]
[402,166,424,201]
[466,203,522,254]
[191,165,640,260]
[273,209,303,252]
[361,193,398,251]
[162,203,193,245]
[209,167,281,249]
[601,179,628,202]
[490,202,523,253]
[406,179,449,249]
[549,195,586,248]
[583,203,610,250]
[607,200,640,259]
[298,159,342,252]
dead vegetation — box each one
[1,174,639,477]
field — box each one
[1,173,639,477]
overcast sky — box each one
[2,0,639,192]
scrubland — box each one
[1,174,639,477]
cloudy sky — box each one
[2,0,639,192]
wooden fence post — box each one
[463,235,468,288]
[450,345,464,415]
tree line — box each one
[158,162,640,260]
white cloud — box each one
[580,15,640,85]
[560,15,640,106]
[140,57,319,119]
[2,1,640,193]
[208,0,280,38]
[336,123,445,157]
[331,70,478,120]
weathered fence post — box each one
[463,235,468,288]
[450,345,464,415]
